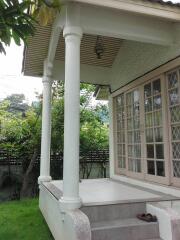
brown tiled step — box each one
[91,218,160,240]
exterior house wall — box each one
[52,60,112,85]
[111,40,180,92]
[50,41,180,89]
[109,53,180,191]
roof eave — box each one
[64,0,180,21]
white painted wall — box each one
[39,185,64,239]
[39,185,91,240]
[52,40,180,92]
[147,201,180,240]
[111,174,180,198]
[147,203,173,240]
[110,40,180,91]
[109,40,180,182]
[52,60,111,85]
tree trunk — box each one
[20,149,38,199]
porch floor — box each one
[43,178,178,206]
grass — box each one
[0,198,54,240]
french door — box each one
[167,68,180,186]
[143,78,169,184]
[126,88,144,179]
[114,77,169,184]
[115,87,144,180]
[115,93,126,175]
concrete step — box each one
[81,202,146,223]
[91,218,160,240]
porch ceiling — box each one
[23,24,122,78]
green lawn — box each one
[0,198,54,240]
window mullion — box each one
[162,74,171,184]
[124,92,128,173]
[139,85,146,177]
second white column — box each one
[61,26,82,210]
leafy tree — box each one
[4,93,29,114]
[51,82,109,153]
[0,95,42,198]
[0,84,109,198]
[79,84,109,152]
[0,0,35,54]
[80,107,109,153]
[0,0,60,54]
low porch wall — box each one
[39,184,64,239]
[39,184,91,240]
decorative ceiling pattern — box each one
[23,24,122,77]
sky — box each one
[0,0,179,103]
[0,42,42,103]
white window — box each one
[114,66,180,186]
[144,79,165,177]
[167,69,180,185]
[115,94,126,170]
[126,89,141,173]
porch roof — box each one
[94,85,110,100]
[23,29,122,77]
[146,0,180,7]
[22,0,180,86]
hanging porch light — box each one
[94,36,104,59]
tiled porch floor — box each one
[43,178,178,206]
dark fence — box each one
[0,149,22,166]
[0,149,109,179]
[0,149,109,164]
[0,149,109,201]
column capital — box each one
[43,59,53,83]
[38,176,52,184]
[59,196,82,211]
[63,26,82,39]
[42,76,53,84]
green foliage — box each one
[51,82,109,153]
[80,105,109,152]
[0,198,53,239]
[80,83,109,151]
[5,93,29,114]
[51,97,64,152]
[0,84,109,157]
[0,0,61,54]
[0,0,36,54]
[0,95,41,154]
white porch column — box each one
[109,95,115,178]
[60,26,82,210]
[38,63,53,183]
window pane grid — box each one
[126,89,141,173]
[144,79,165,177]
[114,67,180,184]
[115,94,126,169]
[167,70,180,178]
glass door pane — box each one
[115,94,126,169]
[126,89,141,173]
[144,79,165,177]
[167,70,180,178]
